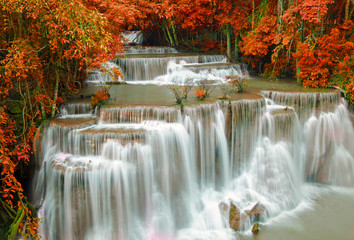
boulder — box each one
[228,201,265,232]
[251,223,259,235]
[229,202,242,231]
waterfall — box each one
[304,104,354,186]
[59,102,93,116]
[36,42,354,239]
[260,91,341,121]
[84,62,124,86]
[115,55,226,81]
[125,46,178,54]
[100,106,182,123]
[155,60,248,85]
[83,46,249,85]
[34,89,354,240]
[121,31,143,45]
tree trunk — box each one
[226,23,232,62]
[234,34,239,60]
[170,21,179,46]
[164,19,174,46]
[51,68,59,118]
[252,0,255,30]
[40,103,46,120]
[345,0,350,20]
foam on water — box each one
[155,60,247,85]
[121,31,143,45]
[116,55,226,81]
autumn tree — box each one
[238,0,354,102]
[214,0,250,61]
[0,0,124,237]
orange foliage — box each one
[214,0,250,32]
[217,95,230,99]
[91,88,110,107]
[0,108,39,238]
[346,82,354,101]
[282,0,334,24]
[173,0,216,32]
[228,78,248,92]
[295,21,354,89]
[295,42,331,88]
[240,15,278,68]
[194,89,207,100]
[190,39,221,52]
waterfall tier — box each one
[116,54,226,81]
[83,46,254,85]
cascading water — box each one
[155,60,248,85]
[34,46,354,240]
[34,89,354,240]
[125,46,179,54]
[116,55,226,82]
[121,31,144,45]
[59,102,95,119]
[85,62,124,86]
[83,45,249,85]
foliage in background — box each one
[135,0,353,103]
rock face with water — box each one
[33,46,354,240]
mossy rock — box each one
[229,202,241,231]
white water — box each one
[85,62,124,86]
[117,55,226,81]
[155,60,247,85]
[34,89,354,240]
[125,46,178,54]
[83,46,251,85]
[122,31,144,45]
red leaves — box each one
[0,108,25,203]
[346,82,354,101]
[190,39,221,52]
[240,15,278,68]
[294,42,330,88]
[228,78,248,92]
[294,21,354,90]
[283,0,334,24]
[194,89,206,100]
[91,88,110,107]
[0,106,41,239]
[300,0,334,23]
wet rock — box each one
[245,202,264,216]
[251,223,259,235]
[227,201,265,232]
[229,202,242,231]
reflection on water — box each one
[239,185,354,240]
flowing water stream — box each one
[33,47,354,240]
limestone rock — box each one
[252,223,259,235]
[229,202,241,231]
